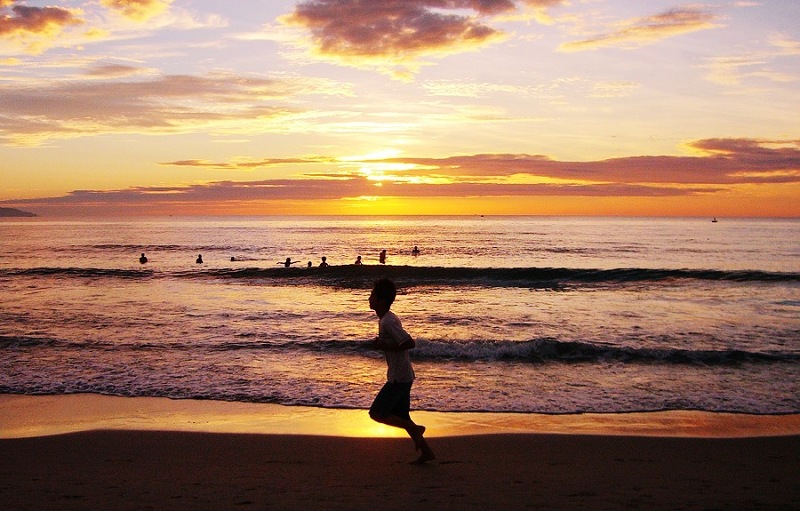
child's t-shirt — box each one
[378,311,415,383]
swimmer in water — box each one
[280,257,299,268]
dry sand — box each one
[1,395,798,510]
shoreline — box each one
[2,393,799,439]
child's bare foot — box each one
[411,448,436,464]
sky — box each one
[0,0,798,217]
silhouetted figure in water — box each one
[231,256,236,262]
[354,255,362,265]
[412,246,420,257]
[280,257,299,268]
[139,253,148,264]
[196,254,203,264]
[379,250,387,265]
[307,261,312,268]
[319,256,330,268]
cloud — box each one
[100,0,173,22]
[423,79,538,98]
[768,33,800,56]
[6,138,797,213]
[162,156,340,170]
[0,3,84,42]
[0,70,352,145]
[168,136,800,184]
[559,7,719,52]
[703,34,800,87]
[3,177,707,213]
[377,138,800,185]
[1,1,222,57]
[423,77,639,100]
[279,0,565,78]
[83,63,151,78]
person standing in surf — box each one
[366,278,435,464]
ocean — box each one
[1,216,798,416]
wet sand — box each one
[1,395,798,510]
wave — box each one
[4,265,798,287]
[3,335,797,366]
[88,243,246,252]
[411,338,800,365]
[2,267,154,279]
[212,265,800,286]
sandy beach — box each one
[1,395,799,510]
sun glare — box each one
[341,149,403,161]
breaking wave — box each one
[2,335,796,366]
[4,265,798,288]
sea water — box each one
[0,216,798,415]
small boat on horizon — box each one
[711,217,718,223]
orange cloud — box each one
[83,64,150,78]
[560,7,719,52]
[163,156,340,170]
[0,3,83,38]
[159,138,800,187]
[7,138,798,217]
[377,139,800,185]
[3,177,705,210]
[100,0,172,21]
[283,0,503,56]
[281,0,565,77]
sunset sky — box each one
[1,0,798,217]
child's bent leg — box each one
[369,413,418,436]
[370,414,435,463]
[370,414,424,446]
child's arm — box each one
[372,336,415,351]
[367,313,415,351]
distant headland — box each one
[0,207,37,218]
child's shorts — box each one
[369,381,412,421]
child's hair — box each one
[372,278,397,307]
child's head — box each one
[370,278,396,310]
